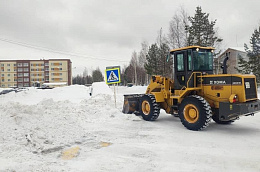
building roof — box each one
[218,47,246,59]
[229,47,245,52]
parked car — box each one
[0,89,15,95]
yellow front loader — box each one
[123,46,260,131]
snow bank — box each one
[0,85,260,171]
[91,82,113,96]
[0,85,91,105]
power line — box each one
[0,37,129,63]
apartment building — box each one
[0,59,72,88]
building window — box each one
[24,73,29,77]
[8,79,11,82]
[7,64,10,66]
[18,78,23,82]
[18,63,22,67]
[24,68,29,72]
[14,74,17,77]
[1,84,5,87]
[14,79,17,81]
[18,73,23,77]
[23,63,28,67]
[1,64,4,67]
[7,74,10,77]
[18,68,23,72]
[7,69,10,71]
[24,83,29,87]
[24,78,29,82]
[45,63,49,66]
[14,64,16,66]
[1,74,4,77]
[2,79,4,82]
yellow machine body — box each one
[122,46,260,130]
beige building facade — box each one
[214,47,248,74]
[0,59,72,88]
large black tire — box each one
[139,94,160,121]
[212,109,234,124]
[178,95,212,131]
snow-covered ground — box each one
[0,83,260,172]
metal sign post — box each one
[105,67,121,108]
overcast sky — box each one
[0,0,259,75]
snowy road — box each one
[0,83,260,172]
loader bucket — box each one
[122,94,143,114]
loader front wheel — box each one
[139,94,160,121]
[179,95,212,131]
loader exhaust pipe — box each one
[222,52,230,74]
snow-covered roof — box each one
[229,47,245,52]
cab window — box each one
[177,54,184,71]
[188,50,192,71]
[193,51,213,71]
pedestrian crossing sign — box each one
[105,67,121,84]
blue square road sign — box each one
[105,68,121,84]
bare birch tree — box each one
[168,6,189,49]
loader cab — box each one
[170,46,214,89]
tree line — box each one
[73,6,260,85]
[121,6,223,86]
[72,67,104,85]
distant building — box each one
[214,47,249,74]
[0,59,72,88]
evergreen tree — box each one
[92,67,104,82]
[244,26,260,82]
[158,42,172,78]
[235,54,251,74]
[144,43,173,77]
[144,44,160,75]
[186,6,222,48]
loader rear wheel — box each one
[139,94,160,121]
[179,95,212,131]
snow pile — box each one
[91,82,113,96]
[0,85,91,105]
[0,85,260,171]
